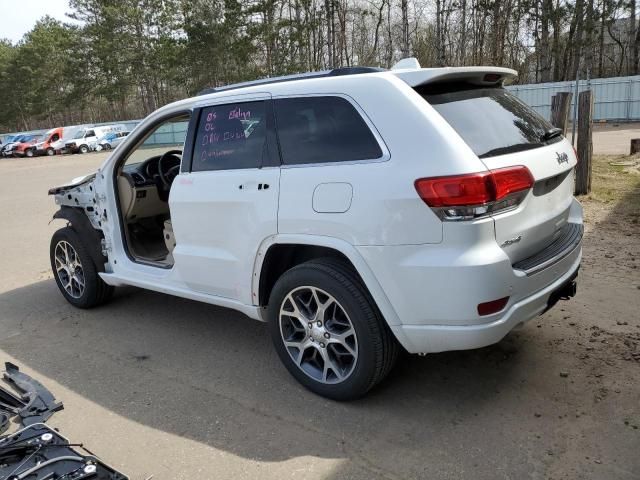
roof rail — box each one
[197,66,385,96]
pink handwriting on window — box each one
[200,149,234,162]
[206,111,217,122]
[229,107,251,120]
[223,131,245,141]
[201,132,220,145]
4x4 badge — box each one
[556,152,569,165]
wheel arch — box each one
[52,206,106,270]
[254,235,402,326]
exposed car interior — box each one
[115,114,189,267]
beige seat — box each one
[117,175,135,220]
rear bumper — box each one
[357,197,583,354]
[389,252,581,353]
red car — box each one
[13,134,44,157]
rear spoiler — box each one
[392,64,518,88]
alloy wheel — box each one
[54,241,85,299]
[279,286,358,384]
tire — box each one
[50,227,113,308]
[46,147,55,156]
[25,149,34,158]
[102,143,111,150]
[267,258,398,400]
[79,144,89,154]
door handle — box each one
[238,182,270,190]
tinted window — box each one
[419,85,557,159]
[274,96,382,165]
[192,101,267,172]
[85,130,95,137]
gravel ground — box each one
[0,151,638,480]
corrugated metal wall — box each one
[507,75,640,122]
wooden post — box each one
[630,138,640,155]
[575,90,593,195]
[550,91,573,135]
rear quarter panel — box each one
[275,75,490,246]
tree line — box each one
[0,0,638,132]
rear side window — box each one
[419,85,557,159]
[274,96,382,165]
[192,101,267,171]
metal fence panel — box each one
[507,75,640,122]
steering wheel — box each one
[158,149,182,187]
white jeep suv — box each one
[48,60,583,400]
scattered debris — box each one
[0,423,128,479]
[560,371,570,378]
[0,363,129,479]
[1,362,63,426]
[0,412,8,435]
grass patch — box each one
[581,155,640,220]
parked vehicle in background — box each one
[48,60,582,400]
[98,131,130,150]
[1,135,27,157]
[24,127,64,157]
[49,126,85,154]
[64,124,127,154]
[10,135,43,157]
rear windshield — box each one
[418,85,557,159]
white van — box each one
[63,124,127,154]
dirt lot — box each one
[0,151,638,479]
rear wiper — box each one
[541,127,563,142]
[478,143,542,158]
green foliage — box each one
[0,0,638,132]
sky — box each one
[0,0,73,44]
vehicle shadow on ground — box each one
[0,279,534,479]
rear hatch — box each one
[416,82,577,264]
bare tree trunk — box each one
[491,0,502,64]
[630,0,638,74]
[584,0,595,78]
[401,0,410,57]
[371,0,386,64]
[540,0,552,81]
[571,0,585,80]
[553,0,562,80]
[436,0,446,65]
[598,0,605,77]
[460,0,467,65]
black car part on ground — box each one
[0,423,129,479]
[0,412,8,436]
[2,362,64,426]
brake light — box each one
[415,166,534,220]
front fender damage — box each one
[49,174,109,270]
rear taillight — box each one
[415,166,534,221]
